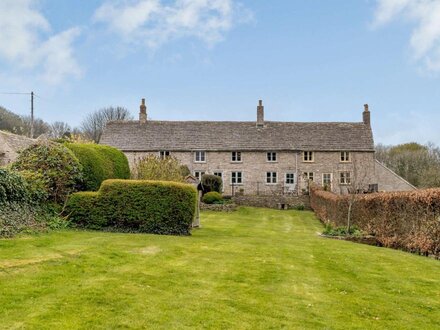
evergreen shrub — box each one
[202,191,223,204]
[65,143,130,191]
[66,179,197,235]
[201,174,223,194]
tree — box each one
[0,106,23,134]
[48,121,72,139]
[21,116,50,138]
[81,106,133,143]
[134,155,186,182]
[376,142,440,188]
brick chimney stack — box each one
[257,100,264,127]
[139,98,147,124]
[363,104,370,126]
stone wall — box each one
[375,160,416,192]
[232,195,311,210]
[200,203,238,212]
[124,150,377,196]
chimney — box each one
[139,98,147,124]
[363,104,370,126]
[257,100,264,127]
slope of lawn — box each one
[0,207,439,329]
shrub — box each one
[0,168,32,205]
[310,184,440,258]
[65,179,197,235]
[202,191,223,204]
[11,143,83,203]
[65,143,130,191]
[0,203,44,238]
[201,174,223,194]
[134,155,185,182]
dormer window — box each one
[231,151,242,162]
[340,151,350,162]
[195,151,206,163]
[303,151,314,162]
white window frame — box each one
[340,172,351,185]
[231,151,242,162]
[340,151,350,162]
[267,152,277,162]
[194,171,205,180]
[303,151,314,162]
[285,173,296,185]
[194,151,206,163]
[213,171,224,192]
[322,173,332,189]
[266,172,277,184]
[231,171,243,185]
[159,150,170,159]
[303,172,314,181]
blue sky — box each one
[1,0,440,145]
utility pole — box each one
[30,91,34,138]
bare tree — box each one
[80,106,133,143]
[21,116,50,138]
[48,121,72,139]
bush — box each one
[65,179,197,235]
[65,143,130,191]
[0,203,44,238]
[201,174,223,194]
[202,191,223,204]
[11,143,83,203]
[310,184,440,258]
[134,155,185,182]
[0,168,32,205]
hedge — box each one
[65,143,130,191]
[310,185,440,258]
[0,168,32,205]
[65,179,197,235]
[202,191,223,204]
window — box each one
[303,172,314,181]
[159,151,170,159]
[231,171,243,184]
[340,172,351,185]
[285,173,295,185]
[267,152,277,162]
[213,171,222,178]
[194,151,206,162]
[266,172,277,184]
[194,171,205,180]
[340,151,350,162]
[231,151,242,162]
[303,151,314,162]
[322,173,332,188]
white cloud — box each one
[94,0,253,48]
[0,0,82,84]
[373,0,440,72]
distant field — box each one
[0,207,439,329]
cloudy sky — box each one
[1,0,440,145]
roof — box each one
[100,120,374,152]
[0,130,36,165]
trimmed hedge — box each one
[310,184,440,258]
[65,143,130,191]
[201,174,222,194]
[202,191,223,204]
[65,179,197,235]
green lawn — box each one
[0,208,439,329]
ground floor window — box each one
[285,173,295,185]
[266,172,277,184]
[231,171,243,184]
[194,171,205,180]
[322,173,332,189]
[340,172,351,185]
[303,172,314,181]
[213,171,222,178]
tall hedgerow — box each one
[65,143,130,191]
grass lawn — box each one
[0,207,439,329]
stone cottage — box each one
[100,99,415,195]
[0,130,35,166]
